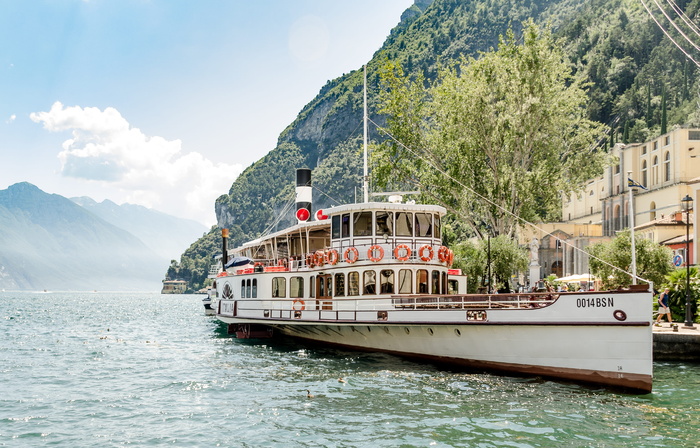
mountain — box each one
[170,0,700,291]
[0,182,183,291]
[71,197,207,261]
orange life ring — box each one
[326,249,339,265]
[437,246,449,263]
[216,271,228,277]
[368,245,384,262]
[447,249,455,267]
[393,244,411,262]
[292,299,305,311]
[419,245,434,262]
[344,247,359,264]
[315,250,325,266]
[306,253,315,267]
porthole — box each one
[454,329,461,336]
[427,328,434,335]
[404,327,410,335]
[367,326,372,332]
[384,327,391,334]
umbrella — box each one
[224,256,253,269]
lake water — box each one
[1,291,699,447]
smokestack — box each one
[221,228,229,268]
[295,168,312,222]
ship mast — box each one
[363,64,369,203]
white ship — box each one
[210,168,653,393]
[211,68,652,393]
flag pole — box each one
[628,171,637,285]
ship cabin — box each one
[216,201,467,311]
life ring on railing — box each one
[292,300,306,311]
[306,253,315,267]
[315,250,326,266]
[326,249,339,265]
[419,245,434,262]
[216,271,228,277]
[368,245,384,262]
[437,246,449,263]
[393,244,411,262]
[446,249,455,267]
[344,247,359,264]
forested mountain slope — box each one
[169,0,700,291]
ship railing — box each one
[208,264,221,276]
[390,292,559,310]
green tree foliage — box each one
[166,227,222,292]
[452,235,528,293]
[662,267,699,323]
[374,21,609,238]
[587,229,673,289]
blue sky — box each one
[0,0,414,225]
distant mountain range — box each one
[0,182,207,291]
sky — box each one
[0,0,414,226]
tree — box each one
[452,235,528,293]
[662,267,699,324]
[587,229,673,289]
[374,21,610,240]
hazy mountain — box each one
[0,182,185,291]
[71,197,207,261]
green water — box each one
[1,292,699,447]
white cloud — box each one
[6,114,16,124]
[30,102,242,225]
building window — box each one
[642,145,647,154]
[664,151,671,182]
[653,141,658,151]
[665,136,670,146]
[689,130,700,140]
[652,156,659,185]
[650,201,657,221]
[642,160,648,187]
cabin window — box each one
[252,279,257,298]
[353,212,373,236]
[241,280,246,298]
[442,272,448,294]
[341,214,351,238]
[376,211,393,237]
[448,279,459,294]
[434,215,441,239]
[395,212,413,236]
[331,215,341,239]
[415,213,432,237]
[309,275,315,298]
[417,269,429,294]
[348,272,359,296]
[272,277,286,298]
[246,279,252,298]
[290,277,304,298]
[380,270,395,294]
[431,271,440,294]
[398,269,412,294]
[363,270,376,294]
[334,273,345,296]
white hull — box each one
[217,289,653,392]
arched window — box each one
[614,204,621,231]
[642,160,648,187]
[652,156,659,185]
[650,201,657,221]
[664,151,671,182]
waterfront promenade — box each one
[653,323,700,360]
